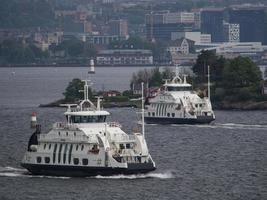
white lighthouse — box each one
[88,59,95,74]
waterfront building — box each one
[96,49,153,66]
[201,8,224,42]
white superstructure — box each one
[21,80,155,176]
[144,69,215,124]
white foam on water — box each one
[0,166,70,179]
[0,172,23,177]
[169,123,267,130]
[93,172,175,180]
[4,166,27,172]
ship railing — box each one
[38,134,91,142]
[107,122,122,128]
[70,107,95,112]
[53,122,79,130]
[111,134,136,142]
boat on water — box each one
[144,68,215,124]
[21,80,156,177]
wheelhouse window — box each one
[167,86,192,91]
[71,115,107,123]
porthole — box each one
[58,132,60,136]
[36,157,42,163]
[44,144,46,149]
[167,113,170,117]
[172,113,175,117]
[82,159,88,165]
[81,145,84,151]
[73,158,79,165]
[76,145,79,151]
[74,132,76,136]
[49,144,52,149]
[148,112,151,116]
[45,157,50,164]
[66,132,68,136]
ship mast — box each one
[141,82,145,138]
[208,65,210,100]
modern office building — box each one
[229,6,267,44]
[223,22,240,42]
[146,23,194,41]
[145,12,197,41]
[201,8,224,42]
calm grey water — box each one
[0,67,266,200]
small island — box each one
[40,51,267,110]
[39,78,142,108]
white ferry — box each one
[144,69,215,124]
[21,81,156,176]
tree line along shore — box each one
[40,51,267,110]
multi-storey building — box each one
[229,6,267,44]
[145,11,197,41]
[108,19,129,38]
[223,22,240,43]
[201,8,224,42]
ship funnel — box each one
[30,112,37,128]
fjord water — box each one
[0,67,266,200]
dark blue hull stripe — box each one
[145,116,215,124]
[21,163,156,177]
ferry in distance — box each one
[144,68,215,124]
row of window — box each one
[119,143,131,149]
[149,103,177,117]
[43,143,85,151]
[57,131,77,136]
[148,112,175,118]
[36,156,89,166]
[71,116,106,123]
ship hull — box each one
[21,163,156,177]
[145,116,215,124]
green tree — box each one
[193,50,225,84]
[149,68,162,87]
[63,79,92,101]
[222,56,262,101]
